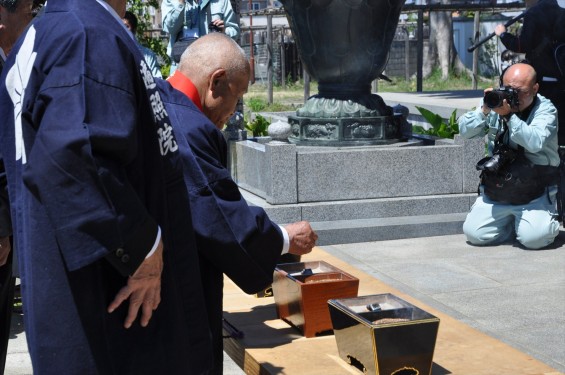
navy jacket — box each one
[158,78,284,373]
[500,0,565,80]
[0,1,212,373]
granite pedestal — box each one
[234,133,485,244]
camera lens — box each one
[482,153,504,172]
[484,91,504,109]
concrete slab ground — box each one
[321,230,565,373]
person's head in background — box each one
[177,33,250,129]
[122,10,138,36]
[0,0,39,56]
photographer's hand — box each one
[481,88,493,116]
[492,99,512,117]
[481,105,491,116]
[210,19,225,33]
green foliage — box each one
[377,67,496,92]
[127,0,171,75]
[413,106,459,139]
[244,97,295,113]
[264,102,295,112]
[468,36,499,78]
[246,97,268,112]
[245,114,270,137]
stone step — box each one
[241,188,472,243]
[310,213,467,245]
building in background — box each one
[240,0,281,12]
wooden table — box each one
[222,247,561,375]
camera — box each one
[209,22,222,32]
[476,143,517,173]
[483,86,519,109]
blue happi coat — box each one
[0,1,212,374]
[157,79,284,373]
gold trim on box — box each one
[371,329,379,374]
[254,286,273,298]
[391,367,419,375]
[346,354,367,374]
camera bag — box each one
[480,149,546,205]
[172,4,212,63]
[172,37,198,63]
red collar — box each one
[167,71,203,112]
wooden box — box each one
[328,294,440,375]
[272,260,359,337]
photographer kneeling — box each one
[459,63,561,249]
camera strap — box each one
[494,118,510,146]
[206,4,212,28]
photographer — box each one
[161,0,239,74]
[459,63,561,249]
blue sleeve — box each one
[20,32,159,276]
[458,99,492,140]
[0,159,11,238]
[218,0,240,39]
[189,178,284,294]
[177,110,283,293]
[507,97,560,166]
[162,0,185,37]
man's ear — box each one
[209,68,227,92]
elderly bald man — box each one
[459,63,560,250]
[157,32,318,374]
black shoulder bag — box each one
[172,3,212,63]
[476,121,547,205]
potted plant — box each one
[245,114,271,143]
[412,106,460,145]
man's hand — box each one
[285,221,318,255]
[210,19,225,33]
[0,236,11,267]
[494,24,507,37]
[492,99,513,117]
[107,239,164,329]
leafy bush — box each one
[413,106,459,139]
[243,97,296,113]
[246,97,268,112]
[245,114,270,137]
[127,0,170,76]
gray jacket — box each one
[459,94,560,167]
[161,0,239,62]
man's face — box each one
[122,18,132,32]
[502,72,538,112]
[106,0,126,17]
[203,70,249,129]
[0,0,33,55]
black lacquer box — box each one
[328,294,440,375]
